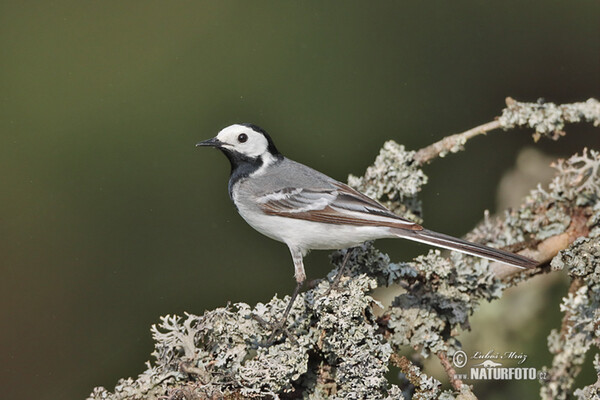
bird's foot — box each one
[323,248,354,296]
[266,321,298,346]
[252,280,304,346]
[252,314,297,346]
[323,276,345,296]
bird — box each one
[197,123,537,335]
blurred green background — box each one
[1,1,599,399]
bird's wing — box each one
[257,182,422,230]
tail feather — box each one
[395,228,537,269]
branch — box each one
[414,97,600,165]
[389,354,443,399]
[88,98,600,400]
[540,236,600,400]
[489,203,591,280]
[436,352,464,392]
[414,119,501,165]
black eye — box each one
[238,133,248,143]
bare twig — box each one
[414,120,502,165]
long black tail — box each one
[395,228,537,269]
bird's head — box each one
[197,124,282,169]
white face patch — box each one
[216,124,270,158]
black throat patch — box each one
[221,149,264,199]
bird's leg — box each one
[266,247,306,344]
[326,248,353,294]
[266,280,303,343]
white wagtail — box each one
[197,124,537,333]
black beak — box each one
[196,137,223,148]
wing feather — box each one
[257,182,422,230]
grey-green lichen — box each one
[541,234,600,400]
[469,148,600,255]
[88,275,400,400]
[499,98,600,141]
[391,354,444,399]
[89,99,600,400]
[384,250,506,358]
[538,150,600,400]
[312,276,392,399]
[348,141,427,223]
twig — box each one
[390,353,441,397]
[413,97,600,165]
[414,120,502,165]
[559,278,586,340]
[437,352,465,392]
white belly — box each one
[237,204,393,253]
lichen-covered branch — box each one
[348,141,427,224]
[541,234,600,400]
[414,97,600,165]
[88,98,600,400]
